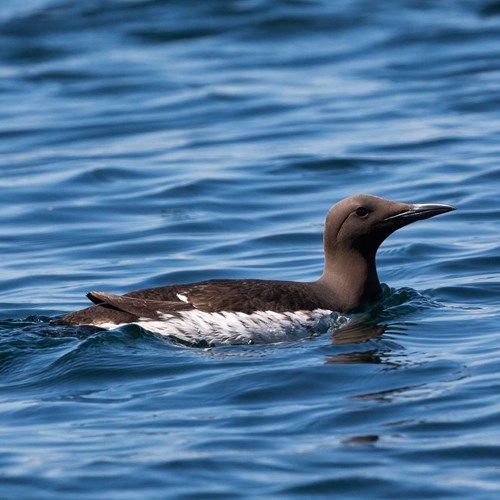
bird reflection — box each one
[325,349,384,365]
[332,319,387,345]
[341,434,380,447]
[325,319,408,366]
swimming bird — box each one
[56,194,454,345]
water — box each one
[1,0,499,497]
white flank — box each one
[134,308,335,346]
[176,293,189,303]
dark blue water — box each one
[1,1,499,497]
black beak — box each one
[383,203,455,225]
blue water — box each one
[1,0,499,498]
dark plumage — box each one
[56,194,455,328]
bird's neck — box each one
[317,247,381,312]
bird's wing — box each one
[88,279,321,318]
[86,291,194,320]
[176,280,320,313]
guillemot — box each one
[55,194,455,345]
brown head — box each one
[318,194,455,311]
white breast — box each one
[131,308,337,346]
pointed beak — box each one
[383,203,455,225]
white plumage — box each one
[101,308,339,346]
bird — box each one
[55,194,455,345]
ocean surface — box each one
[1,0,499,498]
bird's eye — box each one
[356,207,369,217]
